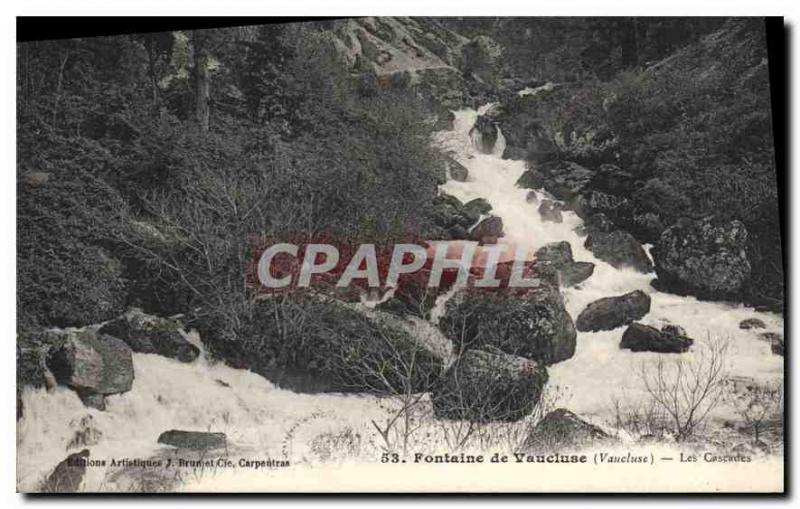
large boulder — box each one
[158,430,227,450]
[573,190,634,228]
[432,349,548,423]
[431,193,479,238]
[620,323,693,353]
[469,114,498,154]
[652,217,751,300]
[523,409,613,451]
[463,197,492,216]
[534,241,595,287]
[469,216,504,244]
[584,230,653,273]
[531,160,593,202]
[41,449,90,493]
[439,270,576,365]
[445,157,469,182]
[98,308,199,363]
[739,318,766,330]
[46,329,134,410]
[590,164,633,195]
[574,212,616,237]
[631,211,666,244]
[516,169,545,189]
[538,200,563,223]
[575,290,651,332]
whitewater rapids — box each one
[436,105,783,416]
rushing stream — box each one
[437,105,784,417]
[16,105,784,492]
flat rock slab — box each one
[157,430,227,450]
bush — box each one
[17,172,130,327]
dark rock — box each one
[469,114,498,154]
[157,430,227,450]
[447,224,469,240]
[463,197,492,216]
[591,164,633,195]
[432,192,479,232]
[42,449,90,492]
[573,191,634,227]
[584,230,653,273]
[525,190,539,204]
[439,271,576,365]
[561,262,595,287]
[523,409,613,450]
[432,349,548,423]
[652,217,751,300]
[534,241,573,266]
[771,336,785,356]
[581,213,616,235]
[534,160,594,202]
[538,200,563,223]
[446,157,469,182]
[631,212,665,244]
[516,169,545,189]
[98,308,199,363]
[661,324,687,337]
[620,323,693,353]
[575,290,651,332]
[759,332,784,356]
[46,329,134,409]
[469,216,504,244]
[534,241,595,287]
[739,318,766,330]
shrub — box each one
[17,172,130,327]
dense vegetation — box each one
[17,23,444,339]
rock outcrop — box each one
[431,192,480,239]
[445,157,469,182]
[157,430,227,450]
[534,241,595,287]
[652,217,751,300]
[439,268,576,365]
[584,230,653,273]
[98,308,199,363]
[523,409,613,450]
[46,329,134,410]
[620,322,693,353]
[432,349,548,422]
[739,318,766,330]
[538,199,563,223]
[573,190,634,228]
[469,215,504,244]
[469,113,499,153]
[41,449,90,493]
[528,160,593,202]
[575,290,651,332]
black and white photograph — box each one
[12,11,787,494]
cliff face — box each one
[328,17,468,78]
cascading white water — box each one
[435,107,784,418]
